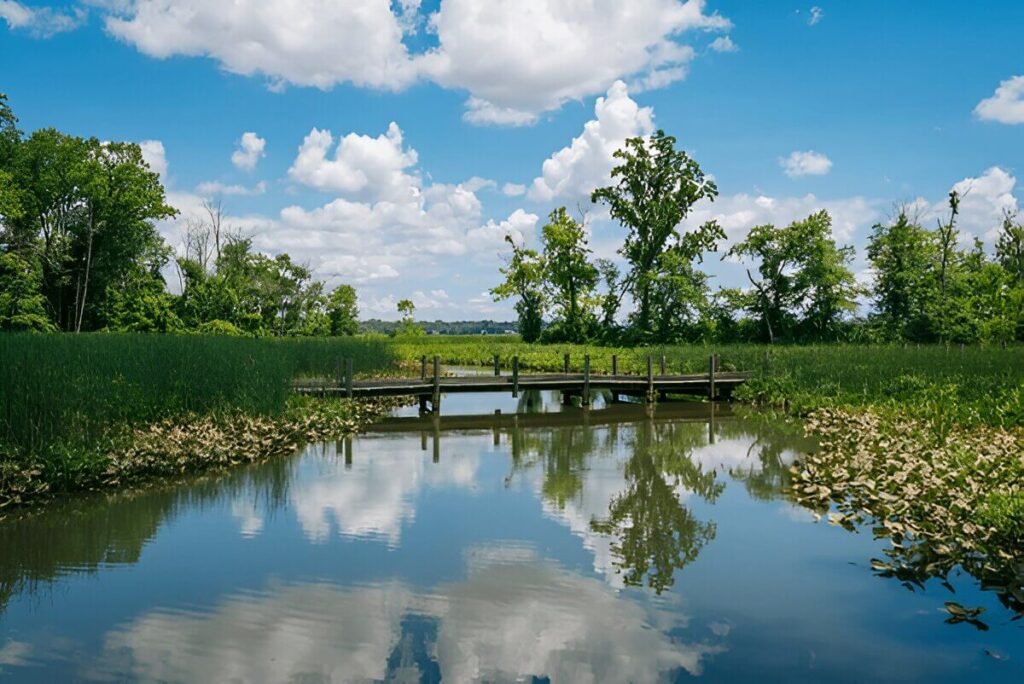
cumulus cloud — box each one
[231,132,266,171]
[529,81,655,202]
[138,139,168,179]
[709,36,738,52]
[974,75,1024,125]
[92,0,730,125]
[915,166,1020,243]
[0,0,85,37]
[288,123,419,201]
[780,150,833,177]
[101,0,417,91]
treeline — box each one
[0,94,360,337]
[360,319,516,335]
[493,130,1024,345]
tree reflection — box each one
[591,419,718,594]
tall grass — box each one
[393,337,1024,427]
[0,333,397,458]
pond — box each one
[0,389,1021,682]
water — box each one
[0,389,1021,683]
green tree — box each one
[539,207,598,343]
[395,298,423,336]
[591,130,723,339]
[327,284,359,336]
[728,211,860,343]
[867,211,939,341]
[491,235,546,342]
[0,251,55,331]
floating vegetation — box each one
[792,408,1024,618]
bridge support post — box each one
[421,355,427,380]
[563,352,570,374]
[708,354,717,401]
[611,354,618,376]
[660,354,666,376]
[494,354,500,376]
[582,354,591,407]
[512,356,520,398]
[432,355,441,413]
[646,355,655,404]
[345,358,354,399]
[419,395,429,414]
[344,436,353,467]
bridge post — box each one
[344,436,353,466]
[583,354,591,406]
[432,355,441,413]
[512,356,520,398]
[421,355,427,380]
[660,354,666,376]
[563,352,570,374]
[611,354,618,376]
[646,355,655,404]
[346,358,354,399]
[494,354,500,376]
[708,354,717,401]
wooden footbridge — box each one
[293,353,751,414]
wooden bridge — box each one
[293,354,751,414]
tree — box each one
[539,207,598,342]
[396,298,423,336]
[327,284,359,336]
[867,211,939,341]
[491,235,546,342]
[591,130,723,338]
[0,251,55,331]
[728,211,860,343]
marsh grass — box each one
[0,333,398,460]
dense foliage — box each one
[0,95,360,338]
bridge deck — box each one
[293,371,751,399]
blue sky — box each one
[2,0,1022,319]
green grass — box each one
[0,333,398,460]
[393,336,1024,428]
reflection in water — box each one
[2,399,1017,682]
[88,546,725,684]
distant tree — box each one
[539,207,598,342]
[997,211,1024,286]
[591,130,723,339]
[728,211,860,343]
[491,235,546,342]
[327,284,359,336]
[101,263,182,333]
[396,298,423,336]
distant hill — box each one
[359,320,518,335]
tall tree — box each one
[539,207,598,342]
[491,235,546,342]
[728,211,860,343]
[591,130,723,338]
[327,284,359,336]
[867,211,939,342]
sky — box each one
[1,0,1022,320]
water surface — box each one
[0,390,1021,682]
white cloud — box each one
[709,36,738,52]
[502,182,526,197]
[932,166,1018,243]
[288,123,419,201]
[528,80,655,202]
[780,150,833,177]
[808,6,824,25]
[0,0,85,37]
[231,132,266,170]
[102,0,417,91]
[974,75,1024,125]
[196,180,267,197]
[138,139,168,179]
[97,0,729,125]
[465,209,539,252]
[421,0,728,125]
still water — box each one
[0,389,1021,683]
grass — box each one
[393,336,1024,428]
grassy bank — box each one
[393,336,1024,428]
[0,333,399,511]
